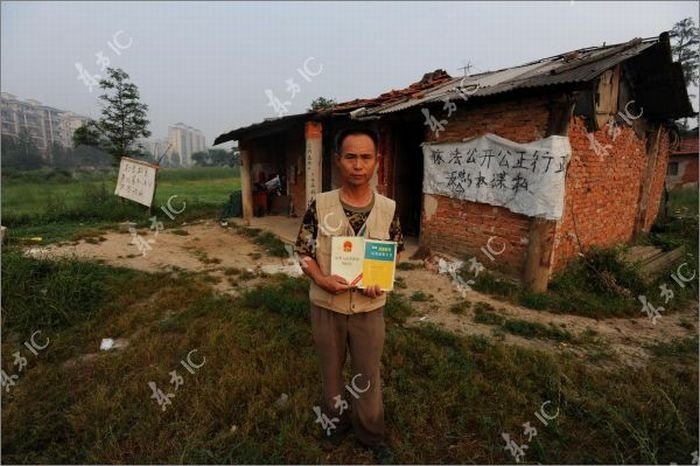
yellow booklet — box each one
[330,237,397,291]
[361,239,397,291]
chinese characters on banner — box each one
[421,133,572,220]
[114,157,158,207]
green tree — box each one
[209,148,231,166]
[308,96,337,112]
[192,150,211,166]
[670,17,699,89]
[192,148,235,167]
[77,67,151,165]
[72,122,102,148]
[670,17,699,130]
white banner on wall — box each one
[114,156,158,207]
[421,133,572,220]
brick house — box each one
[666,127,699,190]
[215,32,694,290]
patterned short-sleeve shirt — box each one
[294,193,404,259]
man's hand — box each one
[316,274,350,295]
[299,255,349,295]
[361,284,384,299]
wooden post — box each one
[149,166,160,219]
[634,125,662,236]
[240,145,253,224]
[523,218,557,292]
[305,121,323,206]
[522,97,575,292]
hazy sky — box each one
[2,1,698,149]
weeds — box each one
[469,246,684,319]
[394,276,407,289]
[448,300,471,315]
[462,188,698,319]
[473,307,505,326]
[385,292,415,324]
[471,303,571,342]
[252,231,288,257]
[410,291,432,302]
[0,252,697,464]
[501,319,572,342]
[1,248,135,335]
[644,336,699,359]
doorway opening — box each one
[392,121,424,238]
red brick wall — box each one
[421,194,532,274]
[419,97,550,275]
[416,96,670,281]
[551,116,670,273]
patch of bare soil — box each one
[34,219,697,368]
[31,219,296,296]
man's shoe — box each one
[368,442,394,464]
[320,423,352,451]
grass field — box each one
[667,185,698,218]
[1,169,697,464]
[1,167,240,243]
[2,166,240,217]
[1,250,697,464]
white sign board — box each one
[114,157,158,207]
[422,134,572,220]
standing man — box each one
[295,125,404,463]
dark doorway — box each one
[392,121,424,238]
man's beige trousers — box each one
[310,302,386,447]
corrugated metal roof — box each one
[362,38,657,117]
[215,33,692,144]
[213,112,310,145]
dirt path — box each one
[395,268,696,368]
[28,219,697,368]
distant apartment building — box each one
[1,92,91,159]
[167,122,206,167]
[136,137,171,163]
